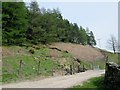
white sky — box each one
[24,0,118,51]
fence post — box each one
[77,65,80,73]
[73,63,75,74]
[83,64,85,72]
[17,69,20,75]
[19,60,22,69]
[105,55,108,63]
[38,61,40,74]
[70,65,72,75]
[51,69,53,76]
[17,60,23,75]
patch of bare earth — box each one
[49,49,61,59]
[2,46,29,58]
[50,42,104,61]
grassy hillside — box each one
[2,46,57,83]
[0,29,1,45]
[2,44,80,83]
[2,43,118,83]
[100,49,118,64]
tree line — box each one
[2,1,96,46]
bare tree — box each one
[107,35,117,54]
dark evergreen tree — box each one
[26,1,42,44]
[2,1,96,46]
[2,2,28,45]
[78,26,87,45]
[86,29,96,46]
[0,2,2,45]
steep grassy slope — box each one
[103,51,118,63]
[2,45,79,83]
[2,46,59,83]
[2,43,118,83]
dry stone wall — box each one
[104,62,120,89]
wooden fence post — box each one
[19,60,22,69]
[17,69,20,75]
[106,55,108,63]
[70,65,72,75]
[17,60,23,75]
[38,61,41,74]
[78,65,80,73]
[83,64,85,72]
[52,69,54,76]
[73,63,75,74]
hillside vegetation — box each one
[1,1,118,84]
[2,1,96,46]
[2,43,79,83]
[2,43,118,83]
[2,1,98,84]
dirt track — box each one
[2,70,105,88]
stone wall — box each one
[104,62,120,89]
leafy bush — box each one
[32,45,40,50]
[29,48,35,54]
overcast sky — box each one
[24,0,118,51]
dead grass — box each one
[2,46,29,58]
[50,42,104,61]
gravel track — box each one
[2,70,105,88]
